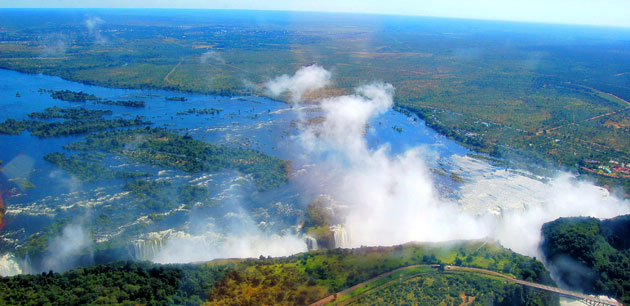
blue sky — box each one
[2,0,629,28]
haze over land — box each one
[4,0,630,27]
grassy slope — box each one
[204,240,555,305]
[336,270,555,306]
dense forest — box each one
[541,215,630,304]
[1,241,556,305]
[0,261,231,306]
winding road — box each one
[308,265,623,306]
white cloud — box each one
[200,50,225,64]
[288,65,630,258]
[265,64,331,103]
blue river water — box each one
[0,68,470,268]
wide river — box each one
[1,68,627,277]
[0,68,475,273]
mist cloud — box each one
[265,64,331,103]
[84,16,107,45]
[283,65,629,258]
[496,174,629,256]
[145,176,307,264]
[200,50,225,64]
[39,33,69,57]
[43,221,92,272]
[297,81,491,247]
[153,232,306,264]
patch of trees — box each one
[355,272,557,306]
[207,241,554,305]
[47,89,146,107]
[541,215,630,304]
[405,106,499,155]
[177,108,223,116]
[0,261,231,306]
[28,106,112,120]
[302,201,335,249]
[97,100,146,107]
[44,152,150,182]
[124,179,178,211]
[166,96,188,102]
[4,241,554,305]
[124,179,211,211]
[49,89,99,102]
[65,128,289,191]
[0,117,149,137]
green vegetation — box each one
[177,108,223,116]
[44,152,116,182]
[124,179,177,210]
[14,218,73,262]
[450,172,465,183]
[47,89,145,107]
[28,106,112,120]
[20,181,35,189]
[49,89,100,102]
[97,100,146,107]
[541,215,630,304]
[0,261,231,306]
[177,184,210,206]
[123,179,209,210]
[0,117,149,137]
[392,106,416,120]
[1,241,556,305]
[204,240,554,305]
[166,96,188,102]
[348,271,555,306]
[65,128,289,191]
[431,168,447,176]
[2,10,629,193]
[44,152,149,182]
[302,201,335,249]
[331,266,436,304]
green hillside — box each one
[0,240,557,305]
[541,215,630,304]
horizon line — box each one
[1,7,629,29]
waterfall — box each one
[304,235,318,251]
[330,224,349,248]
[22,252,32,274]
[130,239,164,261]
[0,253,22,277]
